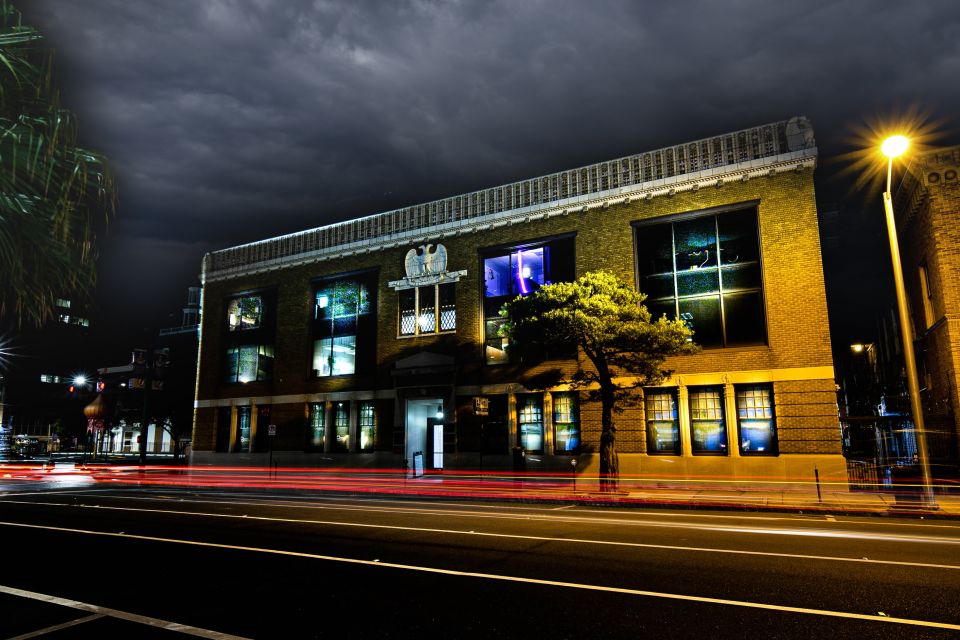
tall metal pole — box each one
[882,156,937,508]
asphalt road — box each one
[0,482,958,639]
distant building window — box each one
[227,295,262,331]
[645,389,680,455]
[637,207,766,348]
[308,402,325,450]
[55,298,71,309]
[399,283,456,336]
[552,392,579,453]
[225,345,274,383]
[39,374,63,384]
[517,394,543,454]
[483,236,575,364]
[736,385,777,455]
[359,401,376,451]
[689,386,727,454]
[333,402,350,451]
[313,277,374,377]
[58,314,89,327]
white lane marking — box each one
[12,494,959,547]
[0,503,957,572]
[0,584,249,639]
[6,613,105,639]
[0,521,957,632]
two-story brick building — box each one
[191,117,845,484]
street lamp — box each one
[880,134,937,509]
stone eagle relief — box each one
[404,243,448,278]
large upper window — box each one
[399,283,456,336]
[736,384,777,455]
[313,275,375,377]
[483,236,575,364]
[225,345,274,383]
[227,295,262,331]
[636,207,765,348]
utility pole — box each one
[135,347,169,466]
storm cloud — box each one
[18,0,960,342]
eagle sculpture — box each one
[404,243,447,278]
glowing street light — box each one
[879,134,937,509]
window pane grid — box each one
[399,284,456,336]
[553,393,579,452]
[737,386,772,419]
[518,396,543,453]
[645,390,679,454]
[359,401,375,451]
[309,403,325,448]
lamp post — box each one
[880,135,937,509]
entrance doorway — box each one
[406,398,444,470]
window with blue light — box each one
[689,386,727,455]
[553,392,579,453]
[645,389,680,455]
[517,394,544,454]
[736,384,778,455]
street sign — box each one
[268,424,277,436]
[473,397,489,416]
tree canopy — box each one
[501,270,698,490]
[0,0,115,328]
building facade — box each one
[896,146,960,466]
[191,117,844,483]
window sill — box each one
[396,330,457,339]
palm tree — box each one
[0,0,115,328]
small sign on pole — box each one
[268,424,277,436]
[473,397,489,416]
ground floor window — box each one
[517,395,543,453]
[552,393,579,453]
[646,389,680,454]
[359,401,376,451]
[334,402,350,451]
[308,402,325,450]
[736,385,777,455]
[235,406,252,452]
[689,386,727,454]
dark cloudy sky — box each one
[19,0,960,354]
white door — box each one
[433,423,444,469]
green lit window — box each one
[308,402,325,450]
[553,393,579,453]
[359,402,376,452]
[225,345,274,383]
[227,295,262,331]
[313,276,374,377]
[235,406,252,453]
[636,207,765,348]
[645,389,680,455]
[334,402,350,452]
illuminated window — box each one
[227,295,263,331]
[399,283,456,336]
[645,389,680,455]
[552,393,579,453]
[517,395,543,453]
[235,406,252,452]
[736,385,777,455]
[689,386,727,454]
[483,236,575,364]
[359,401,376,451]
[333,402,350,451]
[637,207,765,348]
[313,276,374,377]
[308,402,325,450]
[225,345,274,383]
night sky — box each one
[18,0,960,362]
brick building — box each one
[191,117,844,483]
[895,146,960,465]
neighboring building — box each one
[192,117,844,483]
[94,286,201,458]
[895,147,960,466]
[1,297,96,454]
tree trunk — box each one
[598,386,619,492]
